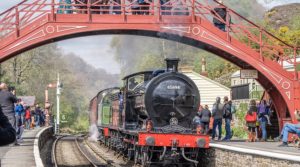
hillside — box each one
[265,3,300,29]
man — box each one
[0,83,18,144]
[0,83,18,127]
[0,106,16,146]
[35,105,42,127]
[212,0,227,32]
[278,110,300,147]
[212,97,224,140]
[222,96,232,141]
[14,99,24,142]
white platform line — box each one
[210,143,300,162]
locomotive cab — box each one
[123,71,153,129]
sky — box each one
[257,0,300,9]
[0,0,120,74]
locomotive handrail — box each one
[0,0,299,79]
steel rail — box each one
[75,137,98,167]
[85,138,138,167]
[53,135,97,167]
[83,139,110,165]
[51,135,64,167]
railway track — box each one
[83,138,135,167]
[52,135,102,167]
[52,135,135,167]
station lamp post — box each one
[44,73,63,135]
[45,83,56,127]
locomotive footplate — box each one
[138,132,209,148]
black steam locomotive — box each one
[90,59,209,166]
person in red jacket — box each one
[25,106,31,129]
[245,99,257,142]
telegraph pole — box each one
[56,73,61,134]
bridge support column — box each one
[268,89,289,132]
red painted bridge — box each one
[0,0,299,129]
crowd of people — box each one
[194,96,300,147]
[245,99,272,142]
[193,96,235,141]
[57,0,193,16]
[0,82,46,146]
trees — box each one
[111,35,238,87]
[0,43,119,132]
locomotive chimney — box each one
[165,58,180,72]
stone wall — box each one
[36,127,54,167]
[38,127,53,150]
[198,148,300,167]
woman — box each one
[199,105,211,135]
[245,99,257,142]
[257,100,268,141]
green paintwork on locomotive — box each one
[101,103,111,125]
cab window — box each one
[128,75,144,91]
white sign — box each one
[240,69,258,79]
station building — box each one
[180,67,230,110]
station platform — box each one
[211,140,300,162]
[0,127,45,167]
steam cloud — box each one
[88,123,99,142]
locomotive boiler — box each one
[89,58,209,167]
[124,58,200,130]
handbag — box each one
[245,112,257,122]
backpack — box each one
[231,104,236,114]
[223,103,231,118]
[245,112,257,122]
[212,103,217,116]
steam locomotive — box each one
[89,59,209,166]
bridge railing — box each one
[0,0,299,78]
[193,0,299,78]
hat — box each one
[217,0,223,4]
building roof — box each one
[231,70,240,78]
[19,96,35,106]
[181,70,230,109]
[283,57,300,71]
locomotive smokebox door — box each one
[165,58,180,72]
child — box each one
[258,100,272,125]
